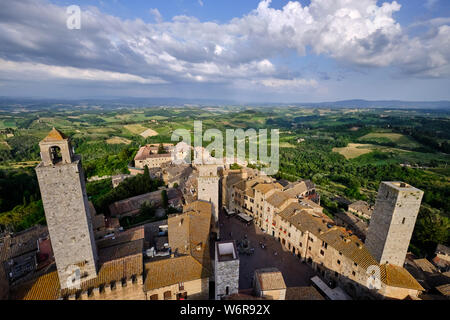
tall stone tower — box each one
[35,128,98,289]
[365,182,424,267]
[197,164,220,224]
[215,240,239,300]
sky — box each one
[0,0,449,103]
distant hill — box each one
[291,99,450,110]
[0,97,449,111]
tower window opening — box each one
[402,217,406,224]
[50,146,62,164]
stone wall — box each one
[215,258,239,300]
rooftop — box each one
[255,268,286,291]
[42,127,68,142]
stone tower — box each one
[197,164,220,224]
[215,240,239,300]
[35,128,98,289]
[365,182,424,267]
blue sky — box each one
[0,0,449,102]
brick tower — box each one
[365,182,424,267]
[35,128,98,289]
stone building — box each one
[197,165,220,230]
[144,201,213,300]
[253,268,287,300]
[35,128,99,289]
[365,182,424,267]
[215,240,239,300]
[134,144,174,169]
[348,200,373,220]
[227,175,424,300]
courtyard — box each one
[218,210,317,290]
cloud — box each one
[198,0,204,7]
[0,0,448,99]
[0,58,168,84]
[425,0,438,10]
[150,8,163,23]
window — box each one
[402,217,406,224]
[150,294,158,300]
[337,260,341,265]
[354,262,358,267]
[322,241,328,249]
[320,250,324,256]
[179,282,184,291]
[164,291,172,300]
[299,242,302,247]
[352,271,356,277]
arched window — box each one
[50,146,62,164]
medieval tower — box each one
[197,164,220,225]
[35,128,98,289]
[365,182,424,267]
[215,240,239,300]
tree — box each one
[161,190,168,209]
[158,143,165,154]
[143,165,152,191]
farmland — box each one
[0,104,448,256]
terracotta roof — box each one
[255,268,286,291]
[0,225,48,262]
[283,181,308,197]
[12,268,61,300]
[436,284,450,296]
[380,264,424,291]
[62,253,144,296]
[348,200,372,216]
[266,191,291,209]
[254,183,282,195]
[42,128,68,142]
[325,229,376,270]
[98,239,144,263]
[134,144,172,161]
[144,255,209,291]
[413,258,438,274]
[96,226,145,249]
[285,286,325,300]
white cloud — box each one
[0,59,168,84]
[150,8,163,23]
[0,0,448,97]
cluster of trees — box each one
[0,135,40,162]
[0,168,41,212]
[278,135,449,257]
[81,145,137,178]
[92,166,164,215]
